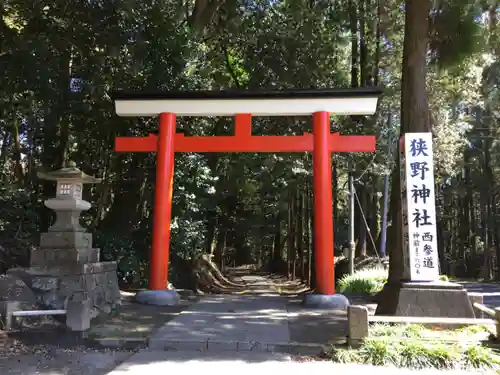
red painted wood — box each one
[115,133,375,153]
[150,113,176,290]
[312,112,335,295]
[235,113,252,137]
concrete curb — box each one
[150,338,332,355]
[89,336,348,355]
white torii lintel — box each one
[112,88,382,117]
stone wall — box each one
[6,229,121,321]
[8,262,121,319]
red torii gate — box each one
[112,88,381,296]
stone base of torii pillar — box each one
[301,293,350,309]
[375,280,475,318]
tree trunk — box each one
[271,212,283,273]
[387,0,432,283]
[349,0,359,88]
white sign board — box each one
[400,132,440,281]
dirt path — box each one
[224,266,310,295]
[223,267,349,345]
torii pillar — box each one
[112,88,381,307]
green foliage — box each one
[439,274,449,281]
[337,267,388,295]
[329,324,500,371]
[462,344,499,369]
[429,0,485,69]
[338,268,451,295]
[0,186,41,272]
[0,0,499,287]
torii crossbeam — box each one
[112,88,382,297]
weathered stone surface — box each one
[40,232,93,249]
[6,262,120,322]
[0,274,37,303]
[14,181,120,328]
[0,300,21,329]
[104,274,121,303]
[347,305,369,348]
[59,276,85,297]
[31,276,58,291]
[136,290,181,306]
[376,281,475,317]
[47,209,86,232]
[40,289,64,309]
[7,267,55,281]
[30,248,100,267]
[302,293,350,309]
[23,260,116,277]
[66,295,92,331]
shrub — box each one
[439,274,449,281]
[328,324,500,371]
[337,267,451,295]
[337,267,388,294]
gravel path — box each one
[0,347,134,375]
[0,323,136,375]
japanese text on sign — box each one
[400,133,439,281]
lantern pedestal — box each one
[375,281,475,318]
[9,224,121,322]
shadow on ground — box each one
[287,296,348,343]
[87,300,189,340]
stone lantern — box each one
[37,161,101,232]
[4,161,124,324]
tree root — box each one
[191,254,245,293]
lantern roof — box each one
[37,161,101,183]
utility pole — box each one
[348,171,355,275]
[379,172,390,258]
[380,124,394,260]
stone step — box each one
[151,338,326,354]
[94,336,332,355]
[92,337,347,356]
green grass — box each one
[337,267,451,295]
[329,324,499,371]
[337,267,388,294]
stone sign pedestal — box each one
[376,281,474,318]
[6,162,121,324]
[376,133,474,318]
